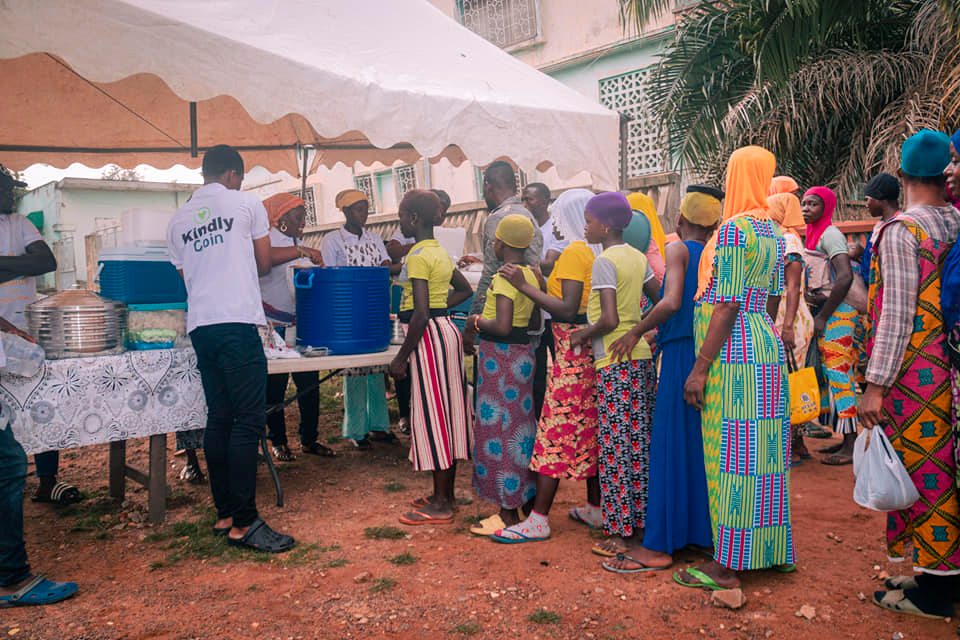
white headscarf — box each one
[550,188,601,255]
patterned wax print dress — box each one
[695,215,795,571]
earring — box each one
[279,222,288,233]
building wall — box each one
[18,183,194,286]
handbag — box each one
[786,351,820,426]
[803,248,833,294]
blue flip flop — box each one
[0,575,78,607]
[489,528,549,544]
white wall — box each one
[18,184,194,285]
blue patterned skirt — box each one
[472,340,537,509]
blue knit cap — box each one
[900,129,951,177]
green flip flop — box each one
[673,567,730,591]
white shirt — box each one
[389,228,414,246]
[540,215,568,260]
[320,227,389,267]
[259,228,299,319]
[166,183,270,332]
[0,214,43,331]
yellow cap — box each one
[335,189,368,209]
[495,214,535,249]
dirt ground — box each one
[4,382,957,640]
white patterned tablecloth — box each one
[0,348,206,455]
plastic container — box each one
[294,266,390,355]
[98,246,187,304]
[1,333,44,377]
[120,209,174,247]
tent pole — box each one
[300,145,308,198]
[618,113,631,190]
[189,102,198,158]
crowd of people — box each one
[2,128,960,623]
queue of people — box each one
[3,128,960,621]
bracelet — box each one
[473,316,481,333]
[696,352,713,365]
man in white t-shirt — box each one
[0,168,78,506]
[167,145,294,554]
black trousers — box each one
[0,424,29,587]
[533,319,554,421]
[190,323,266,528]
[266,371,320,447]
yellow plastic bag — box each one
[787,352,820,426]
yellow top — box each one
[546,241,594,315]
[587,243,653,369]
[481,266,538,327]
[399,239,453,312]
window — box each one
[287,187,317,226]
[599,67,667,178]
[354,165,418,213]
[474,166,528,201]
[458,0,540,49]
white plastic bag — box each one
[852,426,920,512]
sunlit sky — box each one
[21,163,203,189]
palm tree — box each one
[620,0,960,211]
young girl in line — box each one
[602,186,722,572]
[569,192,661,563]
[489,188,602,542]
[464,214,541,534]
[390,190,474,525]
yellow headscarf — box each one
[766,192,804,233]
[679,192,723,227]
[768,175,800,196]
[626,192,667,258]
[696,146,777,299]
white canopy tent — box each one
[0,0,621,188]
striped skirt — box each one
[407,317,472,472]
[818,302,859,434]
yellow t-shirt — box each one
[546,241,594,315]
[399,239,454,312]
[481,267,538,327]
[587,243,653,369]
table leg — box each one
[148,434,167,525]
[109,440,126,501]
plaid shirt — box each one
[866,204,960,388]
[469,196,543,315]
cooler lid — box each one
[98,246,172,262]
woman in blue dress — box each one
[602,186,723,572]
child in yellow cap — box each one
[463,214,542,536]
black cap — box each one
[0,166,27,190]
[687,184,725,200]
[864,173,900,202]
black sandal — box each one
[31,482,81,505]
[226,518,295,553]
[350,437,372,450]
[300,442,336,457]
[270,444,296,462]
[179,464,206,484]
[369,431,398,444]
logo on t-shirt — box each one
[181,208,235,252]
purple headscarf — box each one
[585,192,633,230]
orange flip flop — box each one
[398,510,454,526]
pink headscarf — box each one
[803,186,837,251]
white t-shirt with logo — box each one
[167,183,270,332]
[0,214,43,331]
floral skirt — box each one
[472,340,537,509]
[596,359,655,538]
[529,322,598,480]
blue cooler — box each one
[295,266,390,355]
[98,246,187,304]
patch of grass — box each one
[148,560,166,571]
[324,558,349,569]
[318,543,341,553]
[364,526,405,540]
[388,552,417,565]
[325,435,341,445]
[451,622,482,636]
[143,530,174,544]
[279,542,321,567]
[369,577,397,593]
[463,514,483,525]
[93,531,113,541]
[527,609,561,625]
[383,481,406,493]
[248,584,260,592]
